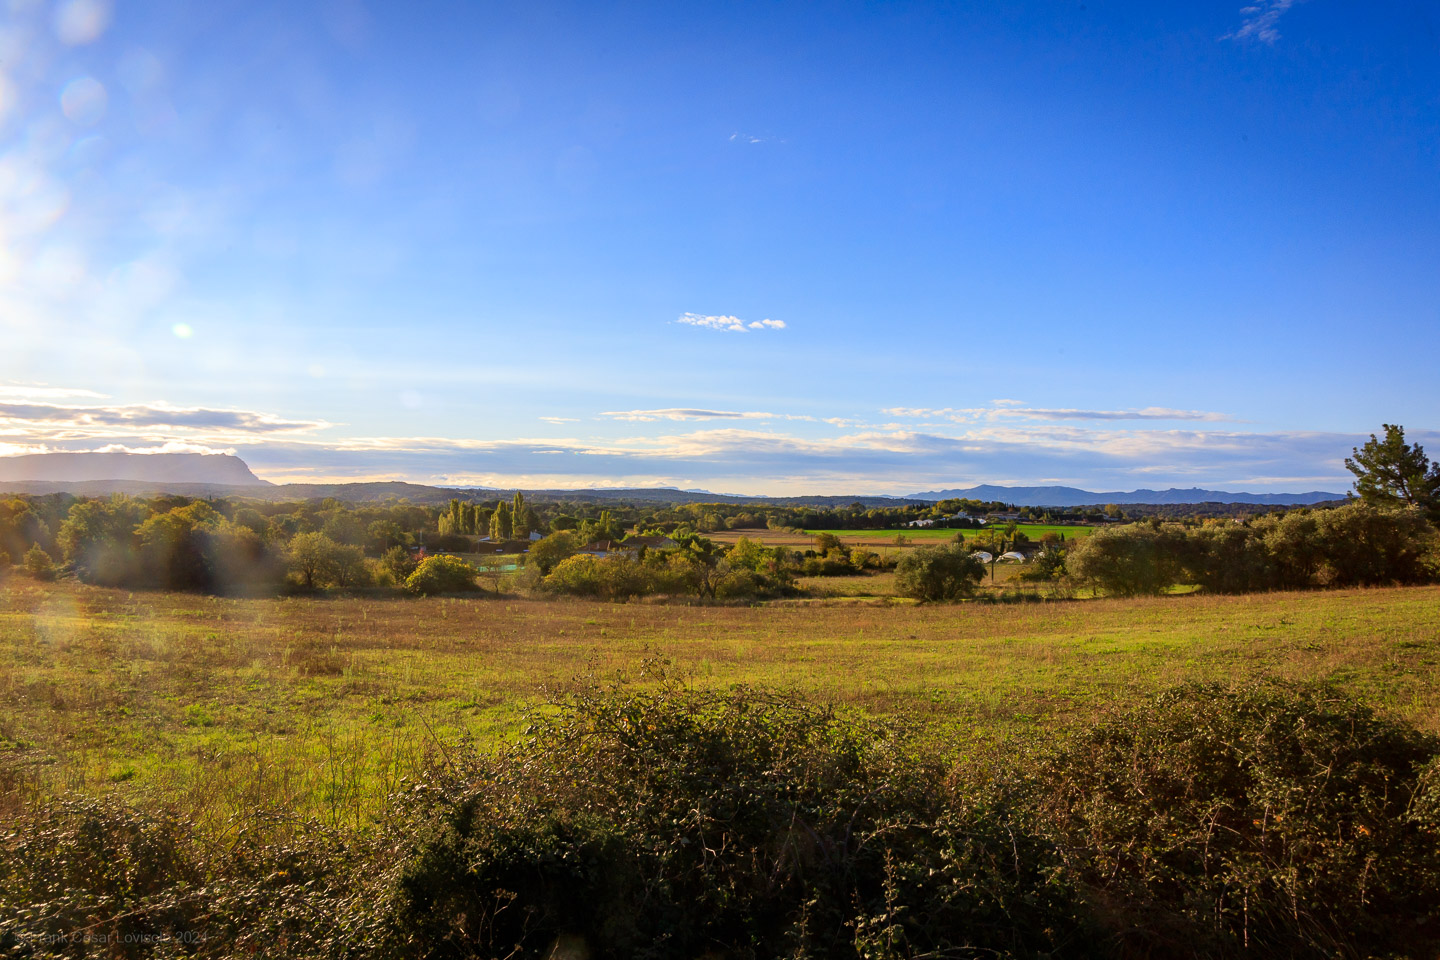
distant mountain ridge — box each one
[0,452,1347,507]
[906,484,1345,507]
[0,452,267,486]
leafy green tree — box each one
[368,520,410,553]
[894,543,985,601]
[328,543,370,589]
[1346,424,1440,524]
[528,531,579,575]
[58,496,149,585]
[287,532,341,591]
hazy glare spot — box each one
[54,0,110,45]
[399,390,422,410]
[0,75,17,126]
[307,363,326,378]
[33,245,86,290]
[115,257,178,308]
[118,48,164,94]
[171,322,193,339]
[61,76,107,126]
[0,162,70,233]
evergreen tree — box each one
[1346,424,1440,524]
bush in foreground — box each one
[3,682,1439,959]
[380,681,1086,959]
[1036,682,1440,957]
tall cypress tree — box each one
[511,492,529,539]
[491,502,512,541]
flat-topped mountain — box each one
[907,483,1345,507]
[0,452,267,487]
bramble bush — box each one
[1034,682,1440,957]
[3,681,1439,958]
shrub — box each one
[376,683,1089,959]
[381,544,418,583]
[1067,524,1184,597]
[1035,682,1440,957]
[22,544,55,581]
[1312,501,1436,586]
[0,798,362,958]
[894,543,985,600]
[1181,523,1276,594]
[404,555,479,596]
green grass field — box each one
[804,523,1095,541]
[3,578,1438,829]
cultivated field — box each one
[3,578,1438,829]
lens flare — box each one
[54,0,111,46]
[60,76,107,126]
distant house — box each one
[579,539,629,557]
[622,535,678,551]
[471,538,534,555]
[579,535,678,558]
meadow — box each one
[3,577,1438,831]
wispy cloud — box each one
[213,424,1371,495]
[1225,0,1304,44]
[0,400,328,437]
[675,313,787,332]
[538,416,580,424]
[882,404,1234,424]
[601,408,777,422]
[0,385,1379,495]
[0,384,109,400]
[729,132,783,144]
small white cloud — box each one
[539,416,579,424]
[676,313,786,332]
[1225,0,1303,44]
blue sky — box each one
[1,0,1436,494]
